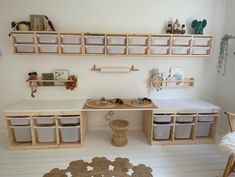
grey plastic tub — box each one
[196,122,213,137]
[198,114,215,122]
[176,115,194,123]
[58,115,80,125]
[35,126,56,143]
[33,116,55,125]
[153,124,172,140]
[7,116,30,126]
[11,126,32,142]
[175,124,192,139]
[154,115,172,123]
[59,126,80,142]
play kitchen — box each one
[4,98,220,149]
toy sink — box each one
[85,99,115,108]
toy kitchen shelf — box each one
[10,31,212,56]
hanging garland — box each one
[217,34,235,76]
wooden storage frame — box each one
[144,110,218,146]
[11,31,212,56]
[5,111,87,149]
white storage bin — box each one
[59,126,80,142]
[172,37,191,46]
[61,34,81,44]
[150,47,169,55]
[192,47,209,55]
[128,36,148,46]
[171,47,189,55]
[128,46,147,54]
[176,115,194,123]
[192,37,211,46]
[153,115,172,123]
[33,116,55,125]
[61,45,81,54]
[85,46,104,54]
[35,126,56,143]
[38,45,58,53]
[107,46,126,54]
[153,124,171,140]
[7,116,30,126]
[37,34,57,44]
[198,114,215,122]
[14,34,34,43]
[58,115,80,125]
[196,122,213,137]
[15,44,35,53]
[11,126,32,142]
[175,124,192,139]
[85,35,105,45]
[107,36,126,45]
[151,36,169,46]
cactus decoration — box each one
[217,34,235,76]
[191,19,207,34]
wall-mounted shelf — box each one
[91,64,139,72]
[30,79,75,87]
[10,31,212,57]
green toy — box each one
[191,19,207,34]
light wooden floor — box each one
[0,130,234,177]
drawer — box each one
[151,36,170,46]
[85,35,105,45]
[176,114,195,123]
[153,124,172,140]
[85,46,105,54]
[107,36,126,45]
[128,36,148,46]
[192,37,211,46]
[153,114,173,123]
[38,44,59,53]
[7,116,30,126]
[150,46,169,55]
[35,126,56,143]
[171,47,189,55]
[15,44,35,53]
[175,124,193,139]
[58,115,80,125]
[192,47,209,55]
[61,34,81,44]
[172,37,191,46]
[13,34,34,43]
[61,45,81,54]
[128,46,147,54]
[37,34,58,44]
[11,126,32,142]
[198,114,215,122]
[33,116,55,125]
[107,46,126,54]
[59,126,80,142]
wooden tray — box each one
[85,99,115,108]
[125,99,153,108]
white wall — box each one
[215,0,235,134]
[0,0,227,131]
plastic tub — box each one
[128,36,148,46]
[85,35,105,45]
[196,122,213,137]
[85,46,104,54]
[128,46,147,54]
[11,126,32,142]
[14,34,34,43]
[176,115,194,123]
[172,37,191,46]
[58,115,80,125]
[38,45,58,53]
[151,36,169,46]
[33,116,55,125]
[15,44,35,53]
[7,116,30,126]
[192,47,209,55]
[107,36,126,45]
[171,47,189,55]
[175,124,192,139]
[153,115,172,123]
[61,34,81,44]
[107,46,126,54]
[198,114,215,122]
[37,34,58,44]
[153,124,172,140]
[35,126,56,143]
[59,126,80,142]
[192,38,211,46]
[150,47,169,55]
[61,45,81,54]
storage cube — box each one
[12,126,32,142]
[61,34,81,44]
[150,47,169,55]
[33,116,55,125]
[35,126,56,143]
[107,46,126,54]
[7,116,30,126]
[176,115,194,123]
[198,114,215,122]
[128,36,148,46]
[85,35,105,45]
[153,115,172,123]
[196,122,212,137]
[85,46,104,54]
[59,126,80,142]
[128,46,147,54]
[15,44,35,53]
[61,45,81,54]
[107,36,126,45]
[14,34,34,43]
[58,115,80,125]
[192,47,209,55]
[171,47,189,55]
[192,37,211,46]
[175,124,192,139]
[38,45,58,53]
[153,124,171,140]
[151,36,169,46]
[172,37,191,46]
[37,34,58,44]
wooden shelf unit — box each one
[144,110,219,146]
[5,111,86,149]
[11,31,212,56]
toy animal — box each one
[66,75,77,90]
[149,69,163,91]
[26,72,39,97]
[191,19,207,34]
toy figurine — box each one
[65,75,77,90]
[26,72,39,97]
[191,19,207,34]
[173,19,181,34]
[166,22,173,34]
[181,24,186,34]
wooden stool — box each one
[109,119,129,147]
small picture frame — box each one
[41,73,54,86]
[170,67,184,86]
[30,15,44,31]
[53,70,69,86]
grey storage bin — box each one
[15,44,35,53]
[58,115,80,125]
[175,124,192,139]
[37,34,58,44]
[35,126,56,143]
[153,124,172,140]
[61,34,81,44]
[176,115,194,123]
[11,126,32,142]
[153,114,172,123]
[196,122,213,137]
[7,116,30,126]
[198,114,215,122]
[33,116,55,125]
[59,126,80,142]
[14,34,34,43]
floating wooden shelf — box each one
[10,31,212,57]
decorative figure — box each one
[191,19,207,34]
[43,15,56,31]
[150,69,163,91]
[26,72,39,98]
[65,75,77,90]
[173,19,181,34]
[11,21,30,31]
[181,24,186,34]
[166,21,173,34]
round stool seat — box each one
[110,119,129,147]
[220,132,235,155]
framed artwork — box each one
[41,73,54,86]
[170,67,184,86]
[53,70,69,86]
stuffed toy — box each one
[26,72,39,97]
[66,75,77,90]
